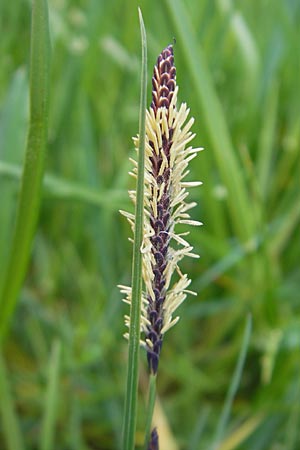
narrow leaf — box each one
[0,352,25,450]
[0,0,51,340]
[211,314,252,449]
[40,340,62,450]
[163,0,255,243]
[122,8,147,450]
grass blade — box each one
[0,352,25,450]
[122,8,147,450]
[0,161,129,209]
[257,82,278,199]
[40,340,62,450]
[143,374,157,450]
[163,0,255,242]
[0,0,50,340]
[211,314,252,450]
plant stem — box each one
[0,0,50,341]
[0,352,25,450]
[40,340,62,450]
[122,8,147,450]
[211,314,252,450]
[143,374,157,450]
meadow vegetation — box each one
[0,0,300,449]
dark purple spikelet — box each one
[120,44,202,376]
[151,45,176,113]
[146,45,177,374]
[148,428,159,450]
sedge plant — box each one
[120,11,202,450]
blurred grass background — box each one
[0,0,300,449]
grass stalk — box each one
[122,8,147,450]
[40,340,62,450]
[0,0,50,341]
[143,374,157,450]
[0,352,25,450]
[211,314,252,450]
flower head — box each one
[148,427,159,450]
[120,44,202,374]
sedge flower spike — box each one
[120,44,203,374]
[148,428,159,450]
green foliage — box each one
[0,0,50,340]
[0,0,300,449]
[122,9,147,450]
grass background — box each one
[0,0,300,449]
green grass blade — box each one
[0,0,50,340]
[0,352,25,450]
[143,374,157,450]
[163,0,255,242]
[257,82,278,199]
[271,195,300,257]
[211,314,252,450]
[216,0,260,93]
[188,409,210,450]
[0,161,129,209]
[40,340,62,450]
[122,8,147,450]
[285,364,300,450]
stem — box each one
[40,340,62,450]
[0,352,25,450]
[122,9,147,450]
[0,0,50,341]
[211,314,252,450]
[143,374,157,450]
